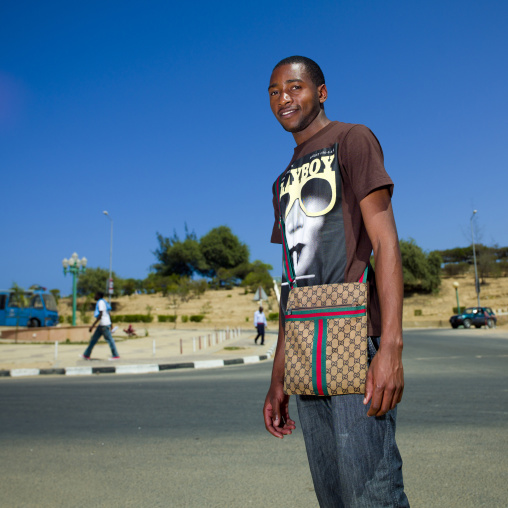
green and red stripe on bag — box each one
[283,277,368,396]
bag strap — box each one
[276,174,368,287]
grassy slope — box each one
[58,275,508,329]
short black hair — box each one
[96,291,105,299]
[273,56,325,88]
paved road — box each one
[1,329,507,507]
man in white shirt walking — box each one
[254,306,267,345]
[82,291,120,360]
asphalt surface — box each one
[0,328,507,507]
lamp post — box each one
[62,252,87,326]
[470,210,480,307]
[452,281,460,314]
[103,211,113,303]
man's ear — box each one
[318,84,328,104]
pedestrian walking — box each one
[82,291,120,360]
[254,306,267,345]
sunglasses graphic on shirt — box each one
[279,154,336,220]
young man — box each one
[263,56,409,507]
[253,306,267,345]
[82,291,120,360]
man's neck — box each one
[293,111,331,145]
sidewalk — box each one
[0,327,276,378]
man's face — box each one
[268,63,323,133]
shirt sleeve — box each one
[340,124,393,201]
[98,300,107,313]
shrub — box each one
[158,315,177,323]
[181,315,189,323]
[59,316,65,324]
[189,314,205,322]
[268,312,279,321]
[414,309,422,317]
[111,314,154,323]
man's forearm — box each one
[373,237,404,349]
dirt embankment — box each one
[58,275,508,329]
[58,287,280,330]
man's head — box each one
[259,306,263,313]
[273,56,325,89]
[268,56,328,140]
[95,291,105,301]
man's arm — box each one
[263,309,296,438]
[360,187,404,417]
[89,311,102,333]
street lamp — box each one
[103,210,113,303]
[470,210,480,307]
[452,281,461,314]
[62,252,87,326]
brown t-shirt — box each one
[271,121,393,336]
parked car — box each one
[449,307,496,329]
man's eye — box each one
[270,90,279,96]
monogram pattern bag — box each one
[275,175,368,396]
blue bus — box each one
[0,288,59,327]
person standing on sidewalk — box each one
[263,56,408,507]
[254,306,267,345]
[82,291,120,360]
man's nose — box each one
[280,91,292,106]
[287,200,304,234]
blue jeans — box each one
[84,325,119,358]
[295,337,409,507]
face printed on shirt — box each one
[279,147,338,281]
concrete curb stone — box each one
[0,343,276,379]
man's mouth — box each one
[280,107,298,117]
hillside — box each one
[58,275,508,330]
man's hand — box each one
[263,382,296,439]
[363,343,404,417]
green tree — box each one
[437,244,508,279]
[436,246,473,265]
[142,273,178,296]
[10,282,27,308]
[49,289,61,304]
[200,226,249,279]
[10,283,28,342]
[399,239,442,294]
[76,267,121,297]
[477,245,501,281]
[121,278,143,296]
[153,228,208,277]
[241,260,274,294]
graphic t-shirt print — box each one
[278,144,347,303]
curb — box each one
[0,343,277,379]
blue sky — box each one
[1,0,507,295]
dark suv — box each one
[449,307,496,329]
